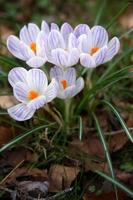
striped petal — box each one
[19,42,35,60]
[61,22,73,44]
[64,85,76,98]
[36,31,46,58]
[51,23,59,30]
[20,23,40,44]
[64,78,84,98]
[7,36,29,60]
[68,33,77,49]
[93,46,107,66]
[41,21,50,34]
[104,37,120,62]
[8,103,35,121]
[51,48,68,67]
[91,26,108,48]
[27,96,46,110]
[64,67,76,85]
[50,66,63,82]
[74,24,90,38]
[27,69,48,93]
[78,34,92,53]
[48,30,65,50]
[68,48,80,67]
[80,53,95,68]
[26,56,46,68]
[8,67,27,87]
[14,82,29,103]
[45,78,58,103]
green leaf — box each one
[96,171,133,198]
[102,100,133,143]
[0,123,55,153]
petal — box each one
[8,67,27,87]
[27,96,46,110]
[68,33,77,49]
[36,31,47,58]
[51,23,59,30]
[8,103,35,121]
[7,36,27,60]
[14,82,28,103]
[48,30,65,49]
[91,26,108,48]
[20,23,40,44]
[26,57,46,68]
[93,46,108,66]
[61,22,73,43]
[78,34,91,53]
[64,85,76,98]
[80,53,96,68]
[68,48,80,67]
[64,78,84,98]
[27,69,48,93]
[74,24,90,38]
[64,67,76,85]
[41,20,50,34]
[19,42,35,59]
[104,37,120,62]
[45,78,58,103]
[73,77,84,97]
[51,48,68,67]
[50,66,63,82]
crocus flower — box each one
[50,66,84,99]
[8,67,58,121]
[7,23,47,68]
[74,25,120,68]
[41,22,79,69]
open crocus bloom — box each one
[8,67,58,121]
[50,66,84,99]
[75,25,120,68]
[41,22,79,69]
[7,23,47,68]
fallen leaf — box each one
[2,167,48,186]
[83,191,130,200]
[0,148,38,166]
[49,164,80,192]
[0,126,14,146]
[119,6,133,29]
[0,96,18,109]
[109,133,129,152]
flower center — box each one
[30,42,36,53]
[90,47,99,55]
[28,90,40,100]
[60,79,68,89]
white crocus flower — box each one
[7,23,47,68]
[8,67,58,121]
[50,66,84,99]
[41,22,79,69]
[74,24,120,68]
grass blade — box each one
[103,100,133,143]
[106,2,130,29]
[78,116,83,141]
[94,0,106,25]
[0,123,55,153]
[96,171,133,198]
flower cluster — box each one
[7,21,120,121]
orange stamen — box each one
[60,80,68,89]
[30,42,36,53]
[28,90,40,100]
[91,47,99,55]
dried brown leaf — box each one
[49,164,80,192]
[0,96,18,109]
